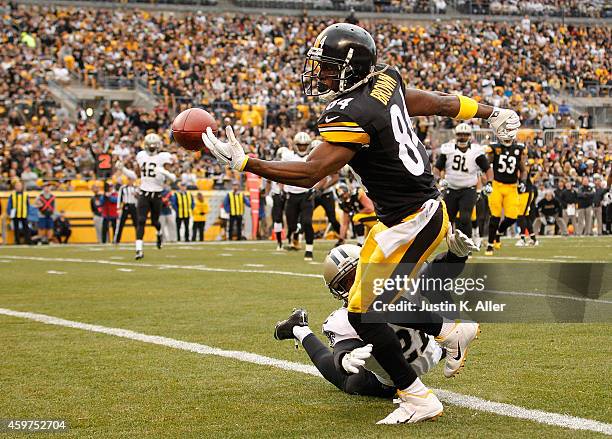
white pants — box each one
[160,214,177,242]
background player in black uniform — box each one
[516,159,539,246]
[203,22,520,424]
[484,140,528,255]
[335,182,376,246]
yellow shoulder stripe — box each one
[318,121,360,128]
[321,131,370,145]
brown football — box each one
[171,108,218,151]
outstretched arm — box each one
[405,89,493,119]
[245,142,356,188]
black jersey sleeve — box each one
[434,154,447,171]
[475,154,490,172]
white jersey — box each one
[280,150,309,194]
[322,307,442,383]
[136,151,173,192]
[439,142,486,189]
[270,180,282,196]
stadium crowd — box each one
[0,4,610,241]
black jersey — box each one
[317,65,438,227]
[486,142,525,184]
[339,189,366,215]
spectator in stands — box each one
[579,112,593,129]
[20,165,38,190]
[172,182,194,242]
[100,183,118,244]
[575,176,595,235]
[539,110,556,130]
[7,181,30,244]
[54,210,71,244]
[35,183,55,244]
[192,192,209,242]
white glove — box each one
[202,126,248,171]
[446,223,480,256]
[115,160,124,171]
[439,179,449,190]
[487,107,521,142]
[483,182,493,195]
[341,344,372,374]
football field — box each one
[1,237,611,438]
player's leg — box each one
[497,185,519,241]
[150,196,163,248]
[486,182,503,255]
[300,196,315,259]
[272,195,284,249]
[284,195,299,249]
[135,195,150,258]
[443,189,459,230]
[321,192,340,233]
[457,188,477,238]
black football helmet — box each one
[302,23,377,101]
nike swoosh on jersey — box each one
[325,115,340,123]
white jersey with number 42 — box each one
[440,142,485,189]
[136,151,173,192]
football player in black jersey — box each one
[484,140,528,255]
[203,23,520,424]
[335,182,377,246]
[515,158,540,247]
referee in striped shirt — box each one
[114,178,138,244]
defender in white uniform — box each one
[117,133,177,260]
[435,123,493,238]
[272,241,477,396]
[282,132,316,260]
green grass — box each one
[0,237,611,438]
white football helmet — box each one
[323,244,361,302]
[310,139,323,151]
[454,123,472,148]
[276,146,289,160]
[144,133,162,155]
[293,132,312,156]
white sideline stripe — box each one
[485,289,612,305]
[0,307,610,435]
[0,255,322,279]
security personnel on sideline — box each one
[171,182,194,242]
[223,181,250,240]
[192,192,209,241]
[7,181,31,244]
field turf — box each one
[0,236,611,438]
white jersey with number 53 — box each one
[136,151,173,192]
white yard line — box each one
[0,307,610,435]
[0,255,322,279]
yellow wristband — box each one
[455,95,479,120]
[238,156,249,172]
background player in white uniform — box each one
[282,132,316,260]
[116,133,177,260]
[273,237,475,396]
[435,123,493,238]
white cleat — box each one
[515,239,526,247]
[377,390,443,424]
[528,239,539,247]
[435,322,480,378]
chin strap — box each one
[319,65,390,104]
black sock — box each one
[348,312,417,390]
[275,232,282,245]
[488,216,500,245]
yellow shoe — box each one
[493,242,502,250]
